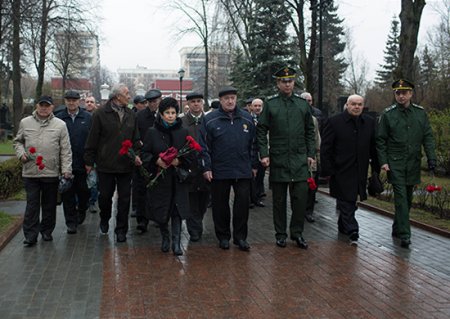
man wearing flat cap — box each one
[56,90,92,234]
[14,96,72,246]
[376,79,436,248]
[133,89,162,233]
[132,95,147,113]
[181,92,210,241]
[257,66,316,249]
[199,86,257,251]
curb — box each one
[317,189,450,239]
[0,216,23,251]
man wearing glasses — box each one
[376,79,436,248]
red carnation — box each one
[186,136,202,151]
[35,155,43,165]
[159,147,179,166]
[29,147,36,154]
[119,147,128,156]
[122,139,133,149]
[435,185,442,192]
[38,163,45,170]
[426,185,436,193]
[307,177,317,190]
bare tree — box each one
[169,0,221,100]
[343,29,369,95]
[395,0,426,80]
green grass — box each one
[365,196,450,232]
[0,140,14,155]
[8,189,26,201]
[0,210,15,233]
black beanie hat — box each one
[158,97,179,114]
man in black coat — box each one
[133,89,162,232]
[320,94,379,244]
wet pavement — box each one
[0,189,450,318]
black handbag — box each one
[368,173,384,196]
[175,167,191,183]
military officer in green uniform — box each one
[257,67,316,249]
[376,79,436,248]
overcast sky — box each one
[99,0,443,79]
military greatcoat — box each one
[376,103,436,185]
[256,93,315,182]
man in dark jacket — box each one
[199,87,256,251]
[133,89,161,233]
[257,67,316,249]
[84,84,142,243]
[56,90,92,234]
[320,94,379,244]
[181,92,210,241]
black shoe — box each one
[293,237,308,249]
[249,203,255,209]
[116,233,127,243]
[276,238,287,248]
[233,239,250,251]
[305,214,315,223]
[136,222,148,234]
[161,236,170,253]
[189,233,201,242]
[67,227,77,234]
[219,239,230,250]
[100,220,109,234]
[23,239,37,247]
[254,201,265,207]
[42,233,53,241]
[172,243,183,256]
[400,238,411,248]
[259,193,267,198]
[349,231,359,241]
[78,211,86,225]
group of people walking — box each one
[13,66,436,253]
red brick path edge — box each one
[0,216,23,251]
[318,189,450,239]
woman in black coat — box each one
[142,97,192,255]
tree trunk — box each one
[395,0,426,81]
[12,0,23,134]
[35,0,49,99]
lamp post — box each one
[313,0,331,116]
[178,68,185,112]
[100,83,110,103]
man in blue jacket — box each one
[199,87,256,251]
[56,90,92,234]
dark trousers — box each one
[61,170,89,229]
[23,177,59,241]
[133,169,148,225]
[336,199,358,235]
[186,190,210,236]
[211,178,251,242]
[272,181,308,240]
[255,163,266,197]
[392,184,414,240]
[97,171,132,235]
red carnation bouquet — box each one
[27,147,46,170]
[426,184,442,193]
[148,135,202,188]
[118,139,150,181]
[307,167,317,190]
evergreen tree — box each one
[316,0,347,114]
[230,0,294,99]
[375,17,400,87]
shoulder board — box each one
[412,103,424,110]
[384,104,397,113]
[266,94,277,101]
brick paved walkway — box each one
[1,191,450,318]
